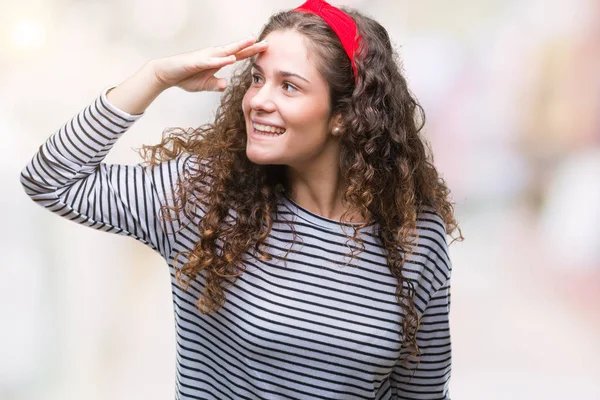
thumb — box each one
[206,76,227,92]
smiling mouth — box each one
[251,122,286,137]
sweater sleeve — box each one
[390,213,453,400]
[19,87,188,260]
[390,279,452,399]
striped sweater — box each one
[20,87,453,400]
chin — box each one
[246,147,279,165]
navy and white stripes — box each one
[21,87,452,399]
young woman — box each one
[21,0,462,398]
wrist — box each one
[105,62,166,115]
[143,60,169,93]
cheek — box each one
[287,103,328,130]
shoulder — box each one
[415,208,450,263]
[176,153,214,180]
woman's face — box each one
[242,29,339,171]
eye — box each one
[251,73,262,84]
[282,82,298,93]
[251,73,298,94]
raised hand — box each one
[151,36,268,92]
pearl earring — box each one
[333,127,341,135]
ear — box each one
[329,113,344,136]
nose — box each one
[249,83,277,113]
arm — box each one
[391,279,452,400]
[20,37,268,259]
[19,81,187,259]
[390,212,453,399]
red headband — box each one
[292,0,362,83]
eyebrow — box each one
[250,61,310,84]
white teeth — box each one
[252,122,286,134]
[255,131,280,137]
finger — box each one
[194,55,236,70]
[215,35,258,56]
[233,41,269,61]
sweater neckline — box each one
[279,191,377,233]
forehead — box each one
[252,30,316,75]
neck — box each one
[285,165,368,224]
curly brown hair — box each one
[138,6,463,366]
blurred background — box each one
[2,0,599,399]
